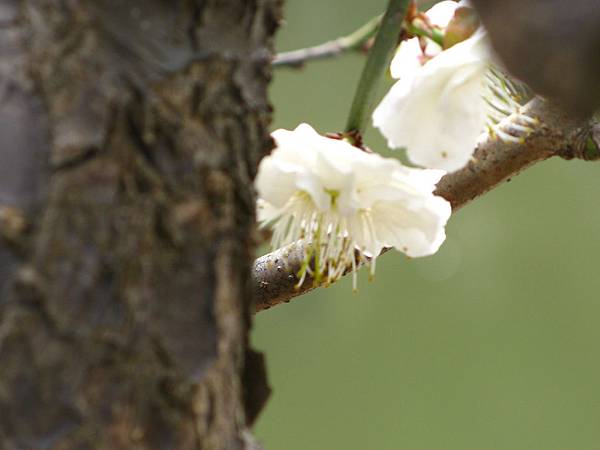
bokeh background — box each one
[252,1,600,448]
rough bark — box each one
[0,1,278,449]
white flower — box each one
[255,123,452,288]
[374,9,534,172]
[374,30,490,171]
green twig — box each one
[344,0,411,136]
[405,22,443,46]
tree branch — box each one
[273,15,381,68]
[253,98,594,312]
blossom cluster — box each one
[255,1,535,288]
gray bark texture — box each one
[0,1,279,449]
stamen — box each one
[508,122,534,133]
[352,252,357,293]
[495,127,523,143]
[519,114,539,125]
[482,65,538,145]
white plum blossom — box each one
[374,3,534,172]
[255,123,451,288]
[374,29,490,171]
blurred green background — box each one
[252,1,600,449]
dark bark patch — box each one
[471,0,600,117]
[242,348,271,427]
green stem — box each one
[405,22,444,46]
[345,0,410,136]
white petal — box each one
[257,199,281,223]
[255,157,302,209]
[262,124,332,211]
[397,166,446,192]
[271,124,319,168]
[370,194,451,257]
[295,170,330,211]
[426,1,460,28]
[390,38,424,80]
[349,152,398,204]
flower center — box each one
[324,188,341,209]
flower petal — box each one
[390,38,424,80]
[255,157,303,209]
[370,194,451,257]
[426,0,461,28]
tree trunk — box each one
[0,1,278,448]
